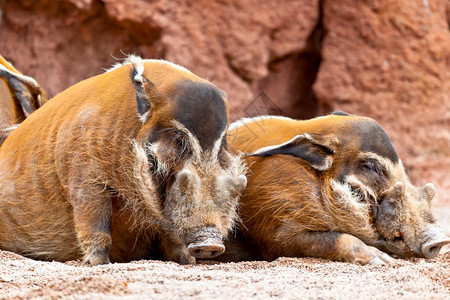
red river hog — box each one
[0,55,246,265]
[226,113,449,265]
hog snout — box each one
[186,227,225,259]
[187,238,225,259]
[420,227,450,259]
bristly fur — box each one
[116,140,166,232]
[325,178,378,241]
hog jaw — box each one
[406,183,450,258]
[184,174,247,260]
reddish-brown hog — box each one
[226,113,449,265]
[0,55,246,265]
[0,54,47,144]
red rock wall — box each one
[0,0,449,203]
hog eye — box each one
[361,159,383,176]
[172,132,190,157]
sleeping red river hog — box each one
[225,112,449,265]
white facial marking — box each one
[357,152,398,179]
[330,178,370,213]
[171,120,202,161]
[211,128,227,159]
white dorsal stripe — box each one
[171,120,227,162]
[106,54,192,75]
[228,115,294,131]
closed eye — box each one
[173,131,190,157]
[361,159,384,176]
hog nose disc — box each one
[422,240,450,259]
[187,239,225,259]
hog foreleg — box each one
[159,233,195,264]
[69,184,112,266]
[274,230,395,265]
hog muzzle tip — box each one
[421,236,450,259]
[187,238,225,259]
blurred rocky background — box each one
[0,0,449,213]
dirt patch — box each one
[1,250,449,299]
[1,206,449,299]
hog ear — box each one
[249,134,338,171]
[0,63,46,117]
[222,174,247,196]
[177,170,194,194]
[131,65,162,124]
[420,183,435,204]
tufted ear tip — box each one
[422,183,436,203]
[0,58,47,118]
[236,175,247,193]
[221,174,247,196]
[393,182,405,195]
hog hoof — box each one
[363,246,395,265]
[160,240,196,264]
[179,253,196,265]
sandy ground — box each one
[0,206,448,299]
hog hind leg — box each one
[0,191,79,261]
